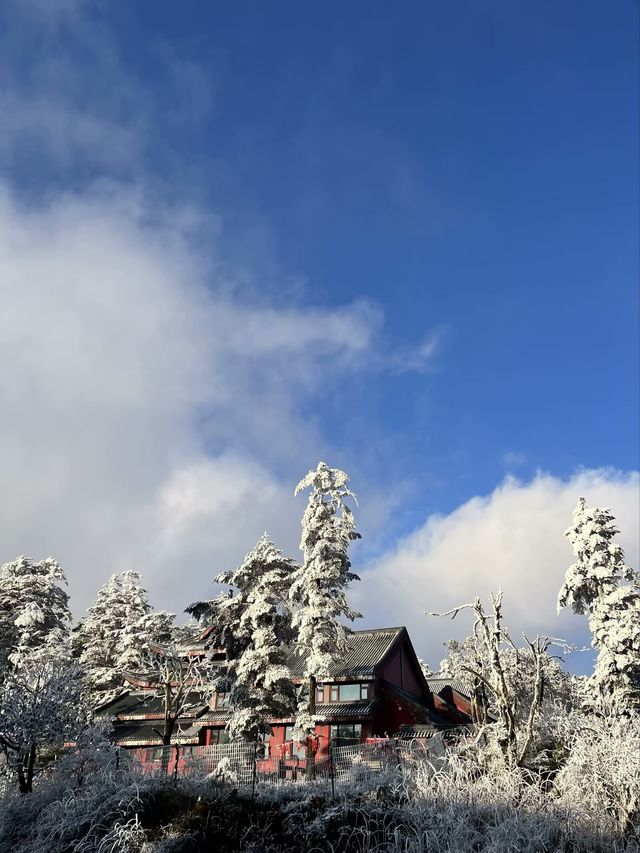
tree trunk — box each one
[17,744,37,794]
[25,743,37,793]
[305,675,316,780]
[17,764,28,795]
[160,687,176,774]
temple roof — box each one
[98,690,208,720]
[426,677,471,698]
[284,627,406,680]
[112,724,200,747]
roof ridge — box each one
[349,626,405,635]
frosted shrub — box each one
[555,713,640,841]
[205,756,238,785]
[94,815,146,853]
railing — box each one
[131,735,446,793]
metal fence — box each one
[132,735,446,794]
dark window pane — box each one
[210,728,230,745]
[330,723,362,746]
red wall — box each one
[379,639,425,697]
[202,722,372,762]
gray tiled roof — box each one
[285,628,404,679]
[427,678,471,698]
[397,725,438,740]
[112,724,200,746]
[97,691,208,720]
[315,701,376,720]
[190,709,231,724]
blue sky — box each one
[0,0,638,666]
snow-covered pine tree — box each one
[558,497,640,715]
[210,534,297,742]
[290,462,361,772]
[0,556,71,674]
[74,571,174,707]
[116,572,174,673]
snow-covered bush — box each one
[205,756,238,785]
[555,711,640,841]
[0,639,87,793]
[3,732,639,852]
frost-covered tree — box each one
[431,591,574,769]
[0,635,86,793]
[290,462,361,771]
[74,571,174,707]
[0,556,71,674]
[441,634,575,731]
[558,497,640,715]
[206,534,297,742]
[137,641,211,748]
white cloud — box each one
[356,469,640,670]
[0,185,381,616]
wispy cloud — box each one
[502,450,527,469]
[0,1,216,189]
[387,325,449,374]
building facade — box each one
[97,626,471,763]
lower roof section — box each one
[113,724,200,747]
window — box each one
[284,725,306,759]
[214,692,230,709]
[329,683,369,702]
[330,723,362,746]
[255,731,271,757]
[316,685,324,703]
[208,728,230,745]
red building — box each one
[98,626,471,762]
